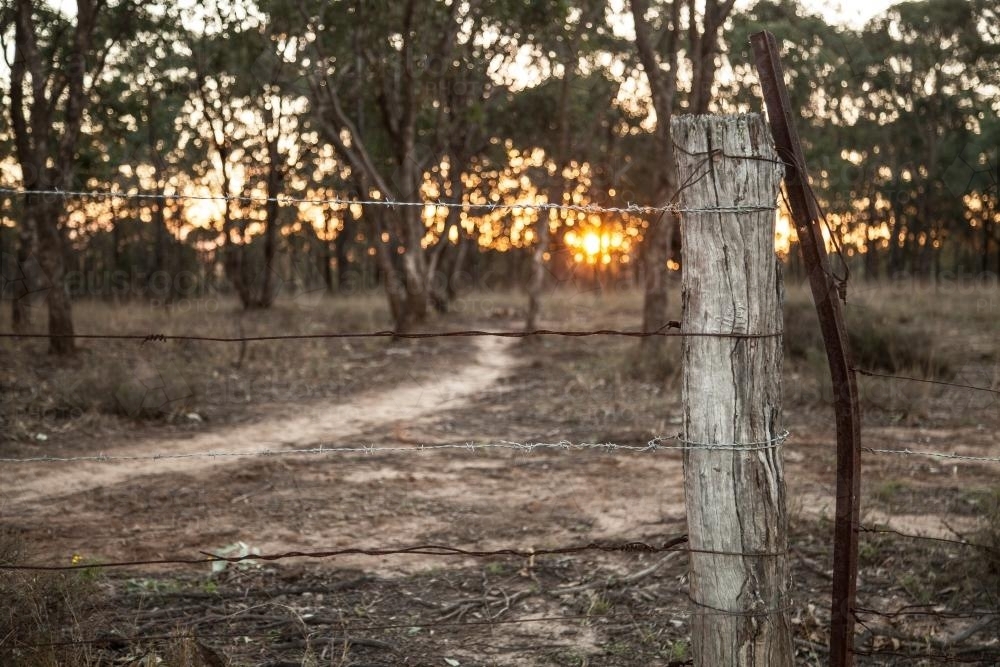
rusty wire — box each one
[0,535,797,572]
[0,326,783,343]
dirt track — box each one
[4,332,997,572]
[1,336,516,507]
[0,333,699,577]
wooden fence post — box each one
[671,113,793,666]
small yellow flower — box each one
[70,553,83,565]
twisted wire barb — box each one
[0,431,790,464]
[0,187,777,216]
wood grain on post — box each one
[671,113,793,666]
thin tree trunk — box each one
[447,232,471,300]
[630,0,681,351]
[257,135,283,308]
[148,92,170,302]
[865,191,880,280]
[11,212,36,331]
[673,114,792,666]
[641,210,677,341]
[335,205,356,291]
[34,196,75,354]
[323,214,335,293]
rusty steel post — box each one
[750,30,863,667]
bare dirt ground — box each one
[1,284,998,666]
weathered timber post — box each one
[671,113,793,666]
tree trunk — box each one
[399,246,429,331]
[33,196,75,354]
[641,210,677,340]
[255,135,283,308]
[630,0,681,352]
[322,214,335,293]
[672,113,792,666]
[148,91,170,301]
[11,211,36,331]
[447,232,471,300]
[525,211,551,331]
[335,205,356,291]
[526,46,574,332]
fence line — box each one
[858,524,999,553]
[0,327,782,343]
[862,447,1000,464]
[4,334,996,395]
[0,536,794,572]
[5,434,996,467]
[853,367,1000,396]
[4,190,998,662]
[0,186,777,216]
[855,605,999,620]
[0,431,790,465]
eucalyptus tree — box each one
[95,4,197,297]
[287,0,539,330]
[726,0,1000,277]
[184,2,253,306]
[227,20,308,308]
[184,1,309,308]
[858,0,1000,277]
[4,0,154,352]
[628,0,737,348]
[497,0,619,331]
[724,0,876,275]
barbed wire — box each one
[0,431,790,464]
[858,524,999,554]
[850,648,999,664]
[855,605,999,620]
[0,186,777,216]
[0,326,782,343]
[863,447,1000,464]
[0,535,791,572]
[853,367,1000,396]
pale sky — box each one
[799,0,900,28]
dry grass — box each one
[0,291,476,446]
[0,530,103,666]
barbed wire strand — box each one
[0,327,782,343]
[854,605,999,620]
[858,524,999,554]
[0,431,790,465]
[863,447,1000,464]
[851,648,997,664]
[0,186,777,216]
[853,367,1000,396]
[0,536,792,572]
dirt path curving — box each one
[1,336,517,507]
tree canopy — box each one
[1,0,996,344]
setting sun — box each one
[582,231,602,257]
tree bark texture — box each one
[672,113,792,667]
